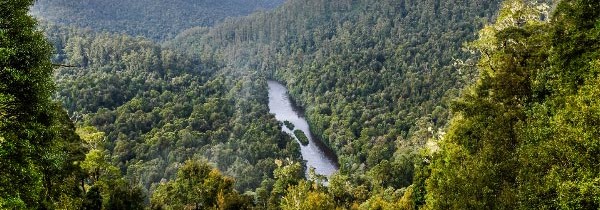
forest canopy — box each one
[31,0,286,40]
[4,0,600,209]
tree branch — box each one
[52,63,78,68]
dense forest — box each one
[2,0,600,209]
[426,0,600,208]
[31,0,286,40]
[42,21,306,203]
[169,0,508,198]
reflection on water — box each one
[267,80,339,177]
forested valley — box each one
[2,0,600,209]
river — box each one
[267,80,339,178]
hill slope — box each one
[42,23,302,197]
[34,0,600,209]
[425,0,600,208]
[168,0,505,191]
[31,0,286,40]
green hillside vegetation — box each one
[31,0,285,40]
[0,1,145,208]
[5,0,600,209]
[167,0,507,197]
[293,130,309,145]
[40,22,303,203]
[150,159,253,209]
[425,0,600,208]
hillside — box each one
[0,1,84,208]
[6,0,599,209]
[31,0,286,40]
[39,0,512,207]
[425,0,600,208]
[168,0,505,192]
[41,23,303,198]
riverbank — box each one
[267,80,339,177]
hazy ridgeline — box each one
[31,0,286,40]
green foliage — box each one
[41,23,303,201]
[106,184,145,210]
[151,159,252,210]
[425,0,550,208]
[37,0,528,207]
[271,161,305,196]
[516,0,600,208]
[168,0,512,196]
[293,130,309,145]
[31,0,285,40]
[280,180,336,210]
[41,104,87,208]
[33,0,600,208]
[284,120,295,130]
[425,0,600,209]
[82,186,102,210]
[358,192,403,210]
[1,0,53,206]
[0,0,86,208]
[76,126,145,209]
[77,126,119,183]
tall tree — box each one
[424,0,600,209]
[151,159,252,210]
[424,0,549,209]
[517,0,600,208]
[0,0,85,208]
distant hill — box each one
[31,0,286,40]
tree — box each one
[280,180,336,210]
[516,0,600,208]
[75,126,146,209]
[423,0,600,208]
[266,160,305,208]
[106,183,145,210]
[82,186,102,210]
[151,159,252,210]
[424,0,549,209]
[40,104,87,208]
[78,126,119,187]
[1,0,84,208]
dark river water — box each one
[267,80,339,177]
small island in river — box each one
[294,129,309,145]
[284,120,295,130]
